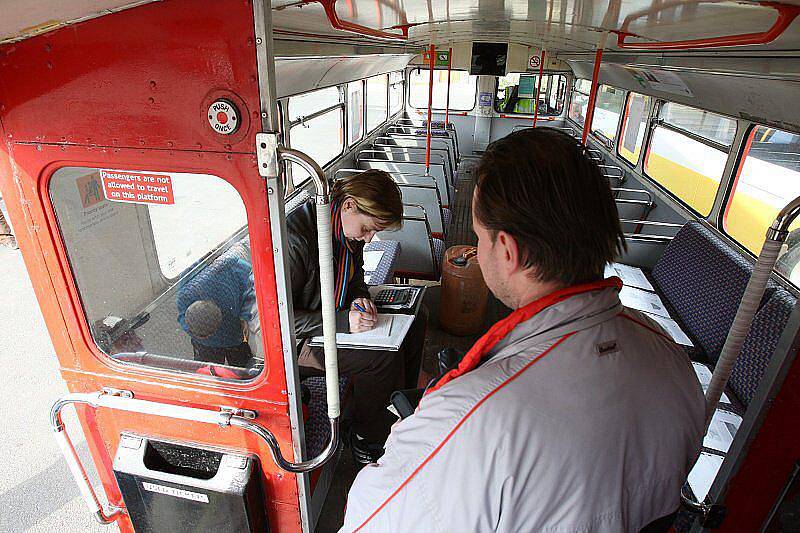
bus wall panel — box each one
[0,0,261,153]
[568,59,800,133]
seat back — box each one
[729,289,796,406]
[651,221,777,363]
[377,135,456,171]
[371,144,454,181]
[358,158,452,207]
[376,204,442,280]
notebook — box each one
[309,313,415,351]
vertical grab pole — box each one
[444,46,453,126]
[425,43,436,173]
[582,32,607,145]
[532,49,546,128]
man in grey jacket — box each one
[341,128,705,532]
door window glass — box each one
[568,78,591,126]
[50,167,263,379]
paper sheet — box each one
[692,363,731,403]
[704,409,742,454]
[688,452,725,502]
[619,286,670,318]
[311,313,415,351]
[605,262,654,291]
[642,312,693,347]
[363,250,384,272]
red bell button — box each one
[207,99,240,135]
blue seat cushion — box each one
[729,289,796,406]
[651,221,776,363]
[363,240,401,285]
[442,208,452,233]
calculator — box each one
[374,288,413,307]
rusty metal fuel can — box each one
[439,245,489,336]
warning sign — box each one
[101,170,175,205]
[528,55,541,71]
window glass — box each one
[618,92,650,164]
[366,74,388,132]
[494,73,567,115]
[660,102,737,146]
[408,69,477,111]
[645,128,727,216]
[348,81,364,146]
[591,85,625,142]
[50,167,262,378]
[568,78,591,126]
[290,108,344,185]
[288,86,341,122]
[389,71,404,116]
[725,126,800,283]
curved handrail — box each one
[616,0,800,50]
[302,0,412,40]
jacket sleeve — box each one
[288,232,349,338]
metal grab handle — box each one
[51,390,343,524]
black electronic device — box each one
[470,42,508,76]
[374,288,413,307]
[113,434,268,533]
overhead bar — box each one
[616,0,800,50]
[582,32,607,145]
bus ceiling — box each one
[2,0,800,55]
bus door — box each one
[0,1,336,531]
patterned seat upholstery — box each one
[363,240,401,285]
[432,238,445,275]
[303,376,350,458]
[729,289,796,406]
[442,208,452,232]
[651,221,777,363]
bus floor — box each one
[316,159,512,531]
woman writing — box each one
[287,169,426,464]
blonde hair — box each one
[332,170,403,230]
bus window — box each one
[494,73,567,116]
[618,92,651,165]
[408,69,477,111]
[591,85,625,143]
[644,102,736,216]
[289,86,344,185]
[389,71,404,116]
[347,81,364,146]
[724,126,800,283]
[568,78,591,126]
[49,167,262,377]
[366,74,388,133]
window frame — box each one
[616,91,652,168]
[366,73,389,134]
[589,84,626,147]
[407,68,478,112]
[492,72,568,118]
[641,100,737,218]
[287,86,346,187]
[389,70,404,117]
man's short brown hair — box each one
[474,127,626,286]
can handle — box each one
[451,248,477,266]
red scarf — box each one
[426,277,623,395]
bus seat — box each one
[302,376,351,459]
[358,158,452,208]
[377,205,443,281]
[729,288,796,406]
[363,240,401,285]
[651,221,779,364]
